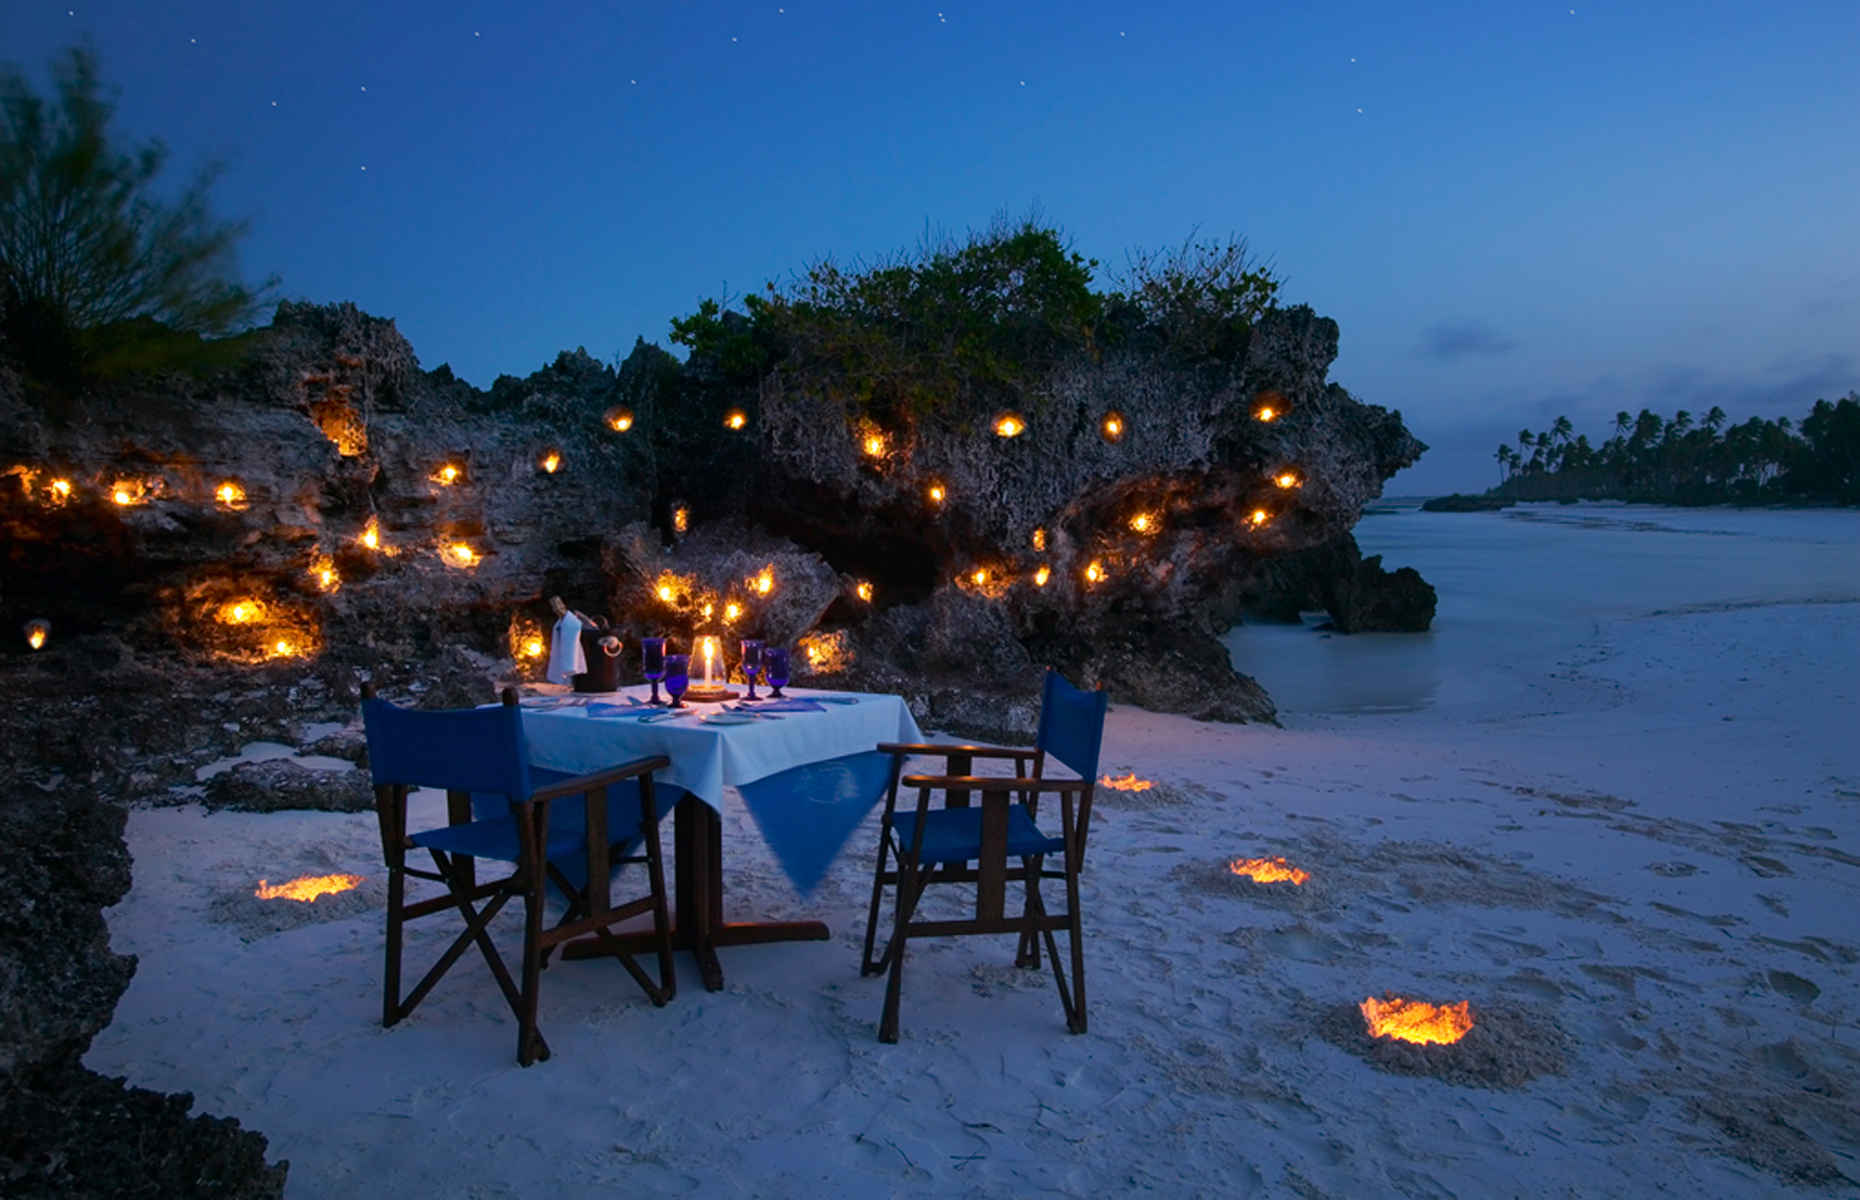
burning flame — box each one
[1255,405,1278,422]
[1129,512,1158,535]
[215,480,246,508]
[441,541,478,568]
[269,638,298,658]
[1359,996,1474,1046]
[110,479,154,506]
[673,506,689,534]
[309,554,340,593]
[994,413,1025,438]
[862,432,887,457]
[927,483,946,505]
[1034,565,1051,587]
[1101,412,1125,442]
[701,601,715,619]
[359,515,382,551]
[523,637,545,658]
[1248,509,1270,528]
[796,629,851,673]
[1228,856,1310,885]
[656,583,675,603]
[725,409,747,430]
[724,601,742,622]
[971,567,989,587]
[432,463,462,486]
[1084,560,1105,585]
[1032,527,1046,551]
[219,599,267,625]
[24,619,49,650]
[540,451,561,473]
[1099,773,1154,792]
[607,408,634,432]
[254,873,363,903]
[1274,471,1300,489]
[753,566,774,595]
[52,478,72,498]
[855,580,873,602]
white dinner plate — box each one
[700,712,758,726]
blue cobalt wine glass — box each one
[764,646,790,698]
[641,636,667,704]
[664,653,690,709]
[739,639,764,702]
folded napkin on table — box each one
[586,701,650,719]
[739,698,826,713]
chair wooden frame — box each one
[366,687,676,1067]
[860,740,1097,1043]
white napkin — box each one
[547,612,587,684]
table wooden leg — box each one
[561,795,828,986]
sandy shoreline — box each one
[83,588,1860,1197]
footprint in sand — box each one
[1742,854,1794,878]
[1767,969,1821,1004]
[1647,860,1699,877]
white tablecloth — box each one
[517,686,924,813]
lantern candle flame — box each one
[215,480,246,508]
[1101,412,1125,442]
[540,451,561,474]
[1255,405,1278,422]
[673,506,689,534]
[24,618,50,651]
[754,567,774,595]
[862,432,886,457]
[994,413,1025,438]
[1129,512,1157,535]
[432,463,462,486]
[1084,560,1105,585]
[855,580,873,602]
[607,408,634,432]
[1274,471,1300,489]
[724,409,747,430]
[441,542,478,568]
[927,483,946,505]
[1248,509,1270,528]
[1034,565,1051,587]
[1032,527,1046,551]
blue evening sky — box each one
[9,1,1857,491]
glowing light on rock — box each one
[1359,996,1474,1045]
[1084,560,1105,585]
[1032,527,1046,551]
[607,408,634,432]
[1228,856,1309,885]
[540,451,561,473]
[441,542,478,568]
[432,463,462,486]
[254,873,363,902]
[724,601,742,622]
[970,568,988,587]
[219,599,266,625]
[657,583,675,603]
[1255,405,1278,422]
[994,413,1026,438]
[215,480,246,508]
[753,567,774,595]
[1274,471,1300,489]
[855,580,873,602]
[270,638,297,658]
[796,629,852,673]
[523,637,545,658]
[1101,412,1125,443]
[359,516,382,551]
[673,506,689,534]
[1248,509,1270,528]
[1129,512,1158,535]
[52,477,73,499]
[310,554,340,593]
[725,409,747,430]
[927,483,946,505]
[110,479,156,506]
[862,432,887,457]
[1034,565,1051,587]
[24,618,49,650]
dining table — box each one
[512,684,924,990]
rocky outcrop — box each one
[3,299,1427,729]
[0,787,287,1197]
[1224,532,1437,633]
[204,758,373,813]
[1421,493,1514,512]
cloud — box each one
[1417,320,1517,361]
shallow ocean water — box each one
[1224,500,1860,718]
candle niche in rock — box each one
[682,635,738,702]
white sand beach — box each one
[87,503,1860,1197]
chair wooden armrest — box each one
[899,774,1089,793]
[878,742,1037,760]
[526,755,672,804]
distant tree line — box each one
[1488,396,1860,505]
